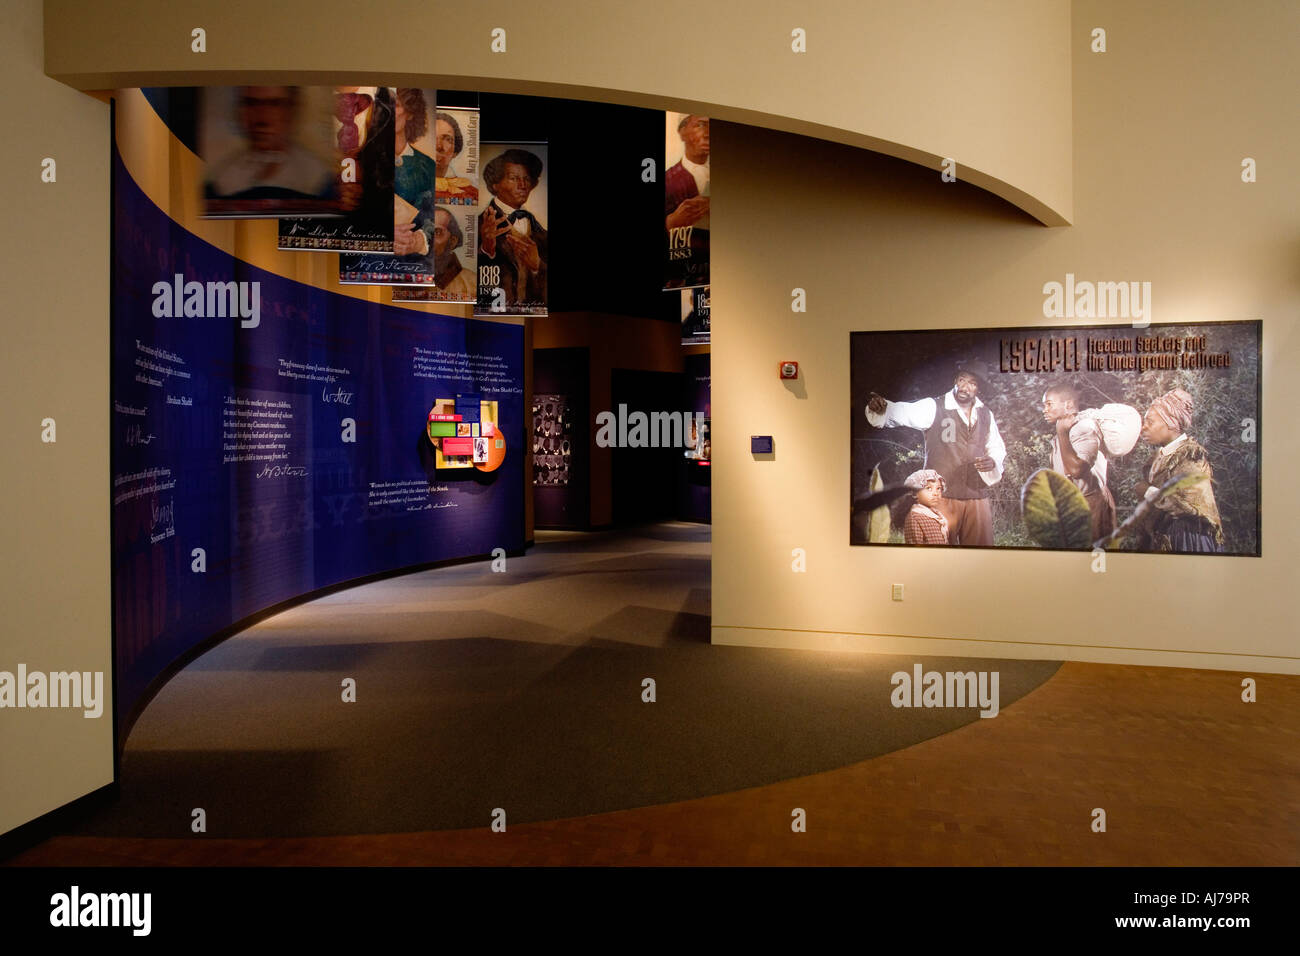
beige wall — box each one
[1,0,113,836]
[44,0,1074,224]
[7,0,1295,841]
[711,0,1300,673]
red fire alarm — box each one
[779,361,799,380]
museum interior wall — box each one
[105,85,532,730]
[44,0,1074,225]
[5,0,1293,843]
[711,0,1299,673]
[1,0,114,838]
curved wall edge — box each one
[112,88,520,323]
[109,117,528,726]
[118,549,515,749]
[46,0,1074,225]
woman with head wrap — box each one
[1135,387,1224,552]
[901,469,950,545]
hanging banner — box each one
[339,88,442,286]
[200,86,343,219]
[849,320,1261,556]
[392,104,481,304]
[278,87,396,253]
[681,286,710,343]
[664,112,710,291]
[475,142,549,316]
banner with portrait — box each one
[200,86,343,218]
[664,112,710,291]
[339,88,443,286]
[392,103,481,304]
[681,286,710,344]
[278,87,396,252]
[849,321,1261,556]
[474,142,549,316]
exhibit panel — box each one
[475,142,549,317]
[678,351,711,523]
[339,88,443,287]
[681,287,710,345]
[533,347,590,529]
[199,86,344,219]
[849,322,1261,555]
[111,107,526,730]
[278,86,397,254]
[665,112,710,292]
[392,99,483,305]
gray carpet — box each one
[72,524,1060,838]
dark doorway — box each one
[611,369,683,525]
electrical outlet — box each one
[891,583,904,602]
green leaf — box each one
[852,485,913,514]
[867,465,891,543]
[1099,472,1209,550]
[1020,468,1093,549]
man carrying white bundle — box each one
[1041,384,1139,542]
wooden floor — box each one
[10,660,1298,866]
